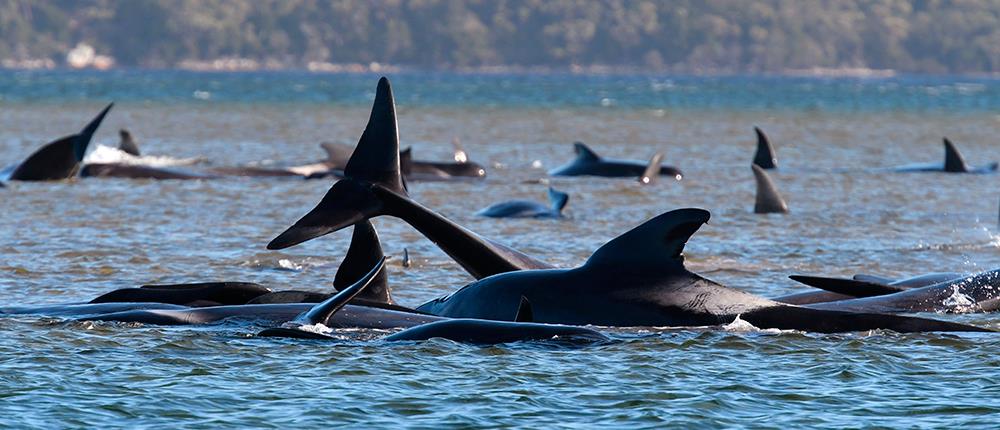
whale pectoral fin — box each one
[788,275,904,298]
[573,142,601,162]
[639,153,663,185]
[585,208,710,270]
[515,296,534,322]
[943,137,970,173]
[752,164,789,214]
[547,187,570,214]
[334,220,394,305]
[752,126,776,169]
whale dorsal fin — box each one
[333,220,394,304]
[752,126,777,169]
[788,275,905,298]
[547,187,569,214]
[514,296,533,322]
[943,138,969,173]
[10,102,113,181]
[752,165,789,214]
[343,77,406,194]
[573,142,601,162]
[399,146,413,176]
[584,208,710,270]
[452,137,468,163]
[118,129,141,156]
[639,152,664,185]
[320,142,353,165]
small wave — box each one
[85,144,204,167]
[722,315,785,334]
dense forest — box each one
[1,0,998,74]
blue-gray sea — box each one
[2,71,1000,428]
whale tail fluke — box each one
[547,187,570,215]
[943,137,970,173]
[752,164,789,214]
[788,275,905,298]
[268,77,407,250]
[573,142,601,162]
[639,152,664,185]
[333,220,394,305]
[585,208,710,271]
[752,126,777,169]
[118,129,141,156]
[10,102,113,181]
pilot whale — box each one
[412,208,988,333]
[548,142,682,180]
[894,138,997,173]
[259,259,606,344]
[267,77,551,280]
[7,103,113,181]
[774,272,966,305]
[477,187,569,219]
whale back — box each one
[11,103,113,181]
[752,164,789,214]
[943,137,969,173]
[333,220,394,304]
[752,126,777,169]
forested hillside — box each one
[1,0,998,74]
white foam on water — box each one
[297,323,333,335]
[721,314,785,334]
[943,284,977,313]
[84,144,204,167]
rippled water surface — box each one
[2,71,1000,427]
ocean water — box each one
[2,71,1000,427]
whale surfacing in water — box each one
[9,103,113,181]
[477,187,569,219]
[548,142,683,180]
[415,208,989,333]
[894,138,998,173]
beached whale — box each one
[548,141,682,180]
[477,187,569,219]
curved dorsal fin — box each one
[118,129,141,156]
[584,208,710,270]
[343,77,406,194]
[788,275,905,298]
[10,102,113,181]
[452,137,468,163]
[573,142,601,162]
[752,126,777,169]
[639,152,663,185]
[399,146,413,176]
[943,137,969,173]
[752,165,789,214]
[514,296,533,322]
[333,220,394,304]
[547,187,570,214]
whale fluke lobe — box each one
[268,77,406,250]
[333,220,394,304]
[344,77,405,194]
[585,208,709,270]
[788,275,905,298]
[752,126,776,169]
[10,102,113,181]
[547,187,570,215]
[515,297,534,322]
[942,137,969,173]
[118,129,141,156]
[752,164,789,214]
[639,153,664,185]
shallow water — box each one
[2,71,1000,427]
